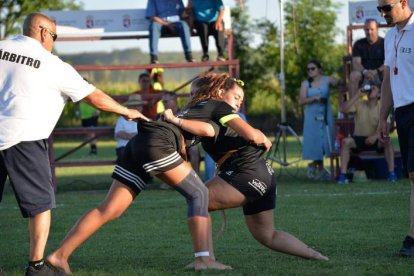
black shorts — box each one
[112,128,185,195]
[0,140,55,218]
[81,116,98,127]
[395,102,414,174]
[218,159,276,215]
[351,136,383,153]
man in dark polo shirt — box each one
[348,19,385,98]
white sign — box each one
[349,0,385,25]
[44,9,149,36]
[44,8,232,37]
[349,0,414,25]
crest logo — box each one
[86,15,94,28]
[123,15,131,28]
[356,6,364,20]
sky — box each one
[54,0,350,54]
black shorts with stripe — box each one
[218,159,276,215]
[112,122,185,195]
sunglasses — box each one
[377,0,401,13]
[39,25,58,41]
[307,67,316,71]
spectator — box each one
[146,0,195,63]
[148,67,167,114]
[132,72,162,120]
[349,19,384,98]
[114,94,147,158]
[76,101,100,155]
[149,67,164,91]
[0,12,145,276]
[337,84,396,184]
[299,60,339,180]
[377,0,414,257]
[187,0,226,62]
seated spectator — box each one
[114,94,147,158]
[132,72,163,120]
[187,0,226,62]
[149,67,164,91]
[337,84,396,184]
[348,19,384,99]
[146,0,195,63]
[147,67,166,114]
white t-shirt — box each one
[0,35,95,150]
[114,116,138,148]
[384,15,414,108]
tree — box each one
[231,6,281,117]
[0,0,81,39]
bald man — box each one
[0,13,147,275]
[348,19,385,98]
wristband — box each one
[194,251,210,258]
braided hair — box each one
[187,73,243,108]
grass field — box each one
[1,139,413,275]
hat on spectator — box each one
[123,94,147,106]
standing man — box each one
[146,0,195,64]
[349,19,385,98]
[0,13,146,275]
[377,0,414,257]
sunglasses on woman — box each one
[377,0,401,13]
[307,67,316,72]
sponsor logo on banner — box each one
[123,15,131,28]
[355,6,364,20]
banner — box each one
[349,0,414,25]
[44,9,149,36]
[44,8,232,37]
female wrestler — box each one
[47,118,231,273]
[162,73,329,262]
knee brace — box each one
[174,170,208,217]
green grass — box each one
[1,138,412,275]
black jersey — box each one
[181,100,265,168]
[179,100,236,147]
